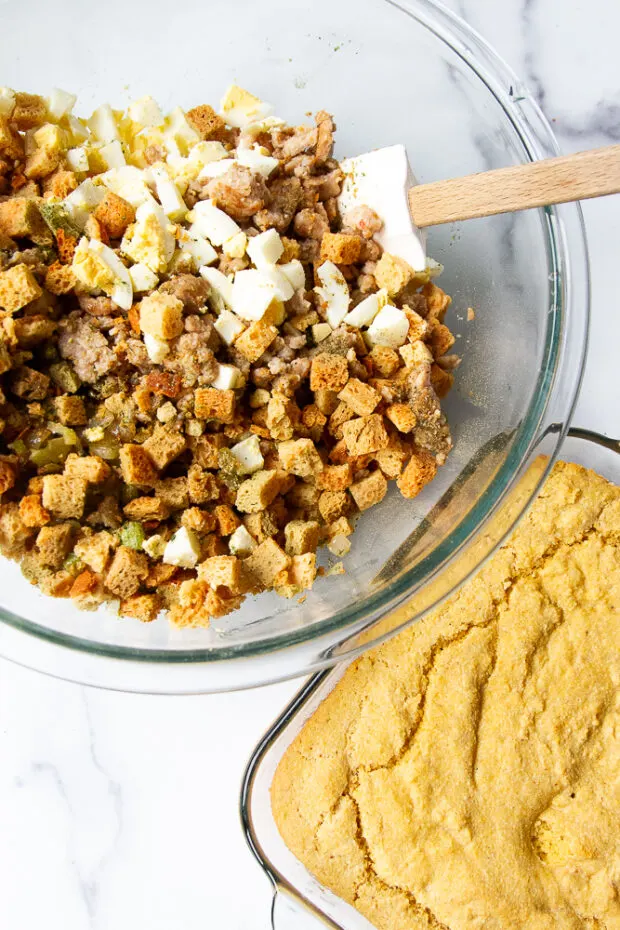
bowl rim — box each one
[0,0,590,692]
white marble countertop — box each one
[1,2,618,928]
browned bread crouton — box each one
[0,263,42,313]
[198,555,244,593]
[0,198,51,245]
[0,114,24,160]
[341,414,389,456]
[187,465,219,504]
[18,494,50,528]
[244,537,291,587]
[10,365,50,400]
[236,470,282,513]
[42,168,78,200]
[185,104,228,141]
[123,496,170,522]
[104,546,148,599]
[318,490,350,523]
[93,191,136,239]
[429,322,456,359]
[430,363,454,399]
[213,504,241,536]
[337,378,380,417]
[385,403,417,434]
[422,282,451,322]
[64,453,110,483]
[53,395,87,426]
[320,232,362,265]
[0,501,34,556]
[369,345,400,377]
[194,388,236,423]
[42,474,88,519]
[316,463,353,491]
[74,530,116,574]
[119,444,159,486]
[310,353,349,393]
[349,470,388,511]
[278,438,324,479]
[396,450,438,499]
[120,593,161,622]
[36,523,74,568]
[14,315,56,347]
[284,520,320,556]
[153,476,190,510]
[235,320,278,363]
[12,93,47,130]
[374,252,416,296]
[143,424,186,471]
[139,293,184,339]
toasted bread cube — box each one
[198,555,244,593]
[0,501,34,557]
[119,444,158,486]
[244,537,291,588]
[105,546,149,599]
[213,504,241,536]
[12,92,47,130]
[69,569,102,601]
[74,530,116,574]
[341,414,389,456]
[42,168,78,200]
[189,433,227,469]
[186,465,218,505]
[182,507,216,535]
[320,232,362,265]
[53,394,86,426]
[374,252,415,296]
[139,292,184,340]
[13,314,56,347]
[0,457,16,496]
[310,353,348,392]
[235,319,278,363]
[337,378,380,417]
[327,401,355,440]
[120,592,161,622]
[186,104,227,141]
[42,474,87,520]
[278,438,324,479]
[236,470,282,513]
[318,490,350,523]
[24,145,60,180]
[397,450,438,499]
[284,519,320,556]
[370,345,400,377]
[289,552,317,590]
[279,237,301,263]
[375,444,409,479]
[316,463,353,491]
[385,403,417,433]
[64,453,111,484]
[242,510,279,543]
[326,516,353,539]
[401,304,429,343]
[0,263,42,314]
[350,470,387,511]
[93,191,136,239]
[45,261,76,295]
[422,282,451,322]
[153,477,189,510]
[36,523,74,568]
[0,198,51,245]
[18,494,51,528]
[429,322,456,359]
[266,393,299,441]
[430,363,454,399]
[399,340,433,370]
[0,114,24,160]
[194,387,236,423]
[123,496,170,522]
[143,424,186,471]
[10,366,50,400]
[314,388,339,416]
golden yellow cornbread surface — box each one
[271,462,620,930]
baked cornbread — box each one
[271,461,620,930]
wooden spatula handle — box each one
[408,145,620,227]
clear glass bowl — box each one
[0,0,589,692]
[240,430,620,930]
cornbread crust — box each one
[271,462,620,930]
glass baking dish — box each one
[0,0,589,692]
[240,428,620,928]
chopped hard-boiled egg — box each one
[142,534,166,559]
[0,87,15,117]
[260,266,294,302]
[127,95,163,129]
[47,88,77,121]
[99,139,126,170]
[178,231,217,269]
[278,259,306,292]
[343,289,388,328]
[315,261,350,328]
[198,157,236,180]
[163,526,201,568]
[231,269,282,321]
[87,104,120,144]
[246,228,283,268]
[228,524,256,557]
[212,363,242,390]
[222,231,247,259]
[64,114,89,145]
[149,164,187,220]
[98,165,155,209]
[312,322,332,343]
[237,144,279,178]
[230,434,264,474]
[66,146,90,173]
[426,257,443,278]
[199,266,234,307]
[121,201,175,273]
[72,237,133,310]
[64,179,106,228]
[219,84,273,129]
[143,332,170,363]
[214,309,246,345]
[367,305,409,348]
[170,141,229,187]
[129,262,159,293]
[164,106,200,154]
[190,200,240,246]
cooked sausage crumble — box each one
[0,85,457,626]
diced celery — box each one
[119,522,145,550]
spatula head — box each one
[337,144,427,272]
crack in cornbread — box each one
[271,461,620,930]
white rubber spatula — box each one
[338,144,620,271]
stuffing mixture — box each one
[0,85,458,627]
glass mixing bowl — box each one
[0,0,589,692]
